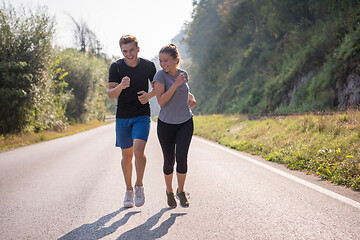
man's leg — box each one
[121,147,135,208]
[131,116,150,207]
[133,139,147,187]
[121,147,134,191]
[116,118,134,191]
[133,140,146,207]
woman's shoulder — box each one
[155,69,166,76]
[178,68,188,74]
[154,69,166,81]
[178,68,189,81]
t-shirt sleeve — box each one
[149,62,156,82]
[184,71,189,82]
[108,62,120,83]
[153,71,165,85]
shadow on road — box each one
[117,208,187,240]
[58,208,139,240]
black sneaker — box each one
[176,190,189,208]
[166,192,177,208]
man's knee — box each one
[133,147,145,158]
[133,139,146,159]
[121,149,133,164]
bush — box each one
[0,3,69,133]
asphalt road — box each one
[0,122,360,240]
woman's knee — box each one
[176,162,187,174]
[163,164,174,175]
[163,155,175,175]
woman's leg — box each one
[164,173,174,193]
[175,118,194,192]
[176,173,186,193]
[157,119,176,193]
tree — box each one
[0,2,69,133]
[68,14,103,56]
[57,49,108,123]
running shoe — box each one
[124,190,134,208]
[176,190,189,208]
[166,192,177,208]
[134,185,145,207]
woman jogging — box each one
[153,43,196,208]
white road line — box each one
[194,136,360,210]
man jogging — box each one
[108,35,156,208]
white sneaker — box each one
[123,190,134,208]
[134,185,145,207]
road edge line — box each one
[194,136,360,210]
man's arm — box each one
[137,82,156,104]
[107,76,130,99]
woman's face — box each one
[159,53,178,73]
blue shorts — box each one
[115,116,151,149]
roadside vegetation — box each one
[0,120,112,152]
[186,0,360,114]
[193,110,360,191]
[0,2,116,135]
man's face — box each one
[121,42,139,63]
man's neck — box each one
[125,57,139,67]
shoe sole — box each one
[135,197,145,207]
[176,194,189,208]
[135,201,144,207]
[134,186,145,207]
[124,203,134,208]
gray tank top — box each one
[153,69,193,124]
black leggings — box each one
[157,117,194,175]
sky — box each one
[9,0,194,60]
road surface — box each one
[0,122,359,239]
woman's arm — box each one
[154,74,186,106]
[188,92,197,108]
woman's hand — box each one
[188,92,197,108]
[174,73,186,87]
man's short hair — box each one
[119,35,138,48]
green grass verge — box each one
[0,120,113,152]
[193,111,360,191]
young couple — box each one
[107,35,196,208]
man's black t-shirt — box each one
[108,58,156,119]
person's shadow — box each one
[58,208,139,240]
[117,208,187,240]
[58,207,186,240]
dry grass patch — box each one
[1,120,112,152]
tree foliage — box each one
[57,49,108,123]
[0,2,110,134]
[0,2,69,133]
[185,0,360,114]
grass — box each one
[193,110,360,191]
[0,120,113,152]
